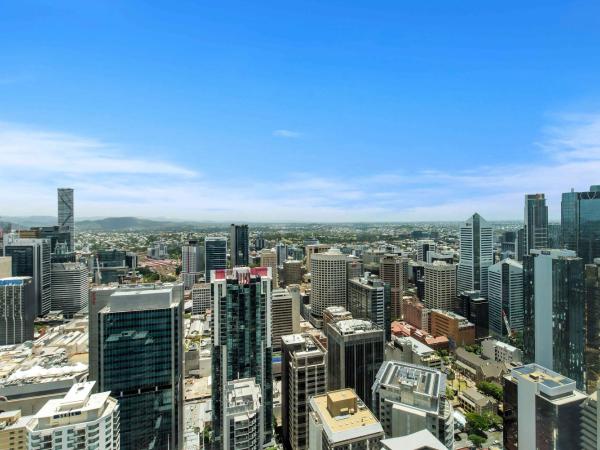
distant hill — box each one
[76,217,193,231]
[0,216,57,229]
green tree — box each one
[445,386,455,400]
[476,380,503,402]
[469,434,486,448]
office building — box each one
[26,381,120,450]
[481,339,523,363]
[305,244,331,273]
[585,259,600,393]
[503,364,587,450]
[380,254,409,320]
[0,256,11,277]
[181,239,204,289]
[308,389,384,450]
[3,235,51,316]
[18,226,71,256]
[310,249,348,328]
[423,261,456,311]
[211,267,273,449]
[205,236,227,282]
[523,249,585,388]
[50,262,88,318]
[89,283,184,450]
[372,361,454,449]
[524,193,548,254]
[385,335,442,370]
[429,310,475,347]
[346,257,363,282]
[501,230,518,256]
[562,185,600,263]
[347,273,391,341]
[223,378,262,450]
[0,277,35,345]
[283,260,303,286]
[402,297,431,331]
[416,240,436,262]
[516,227,526,261]
[272,288,299,351]
[260,249,279,287]
[0,410,28,450]
[581,387,600,450]
[230,224,249,267]
[276,242,288,265]
[191,282,211,315]
[488,258,524,337]
[380,430,446,450]
[457,213,493,297]
[57,188,74,251]
[322,306,353,325]
[281,333,327,450]
[325,319,384,408]
[548,223,562,248]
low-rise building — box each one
[430,310,475,347]
[481,339,523,364]
[308,389,383,450]
[402,296,431,332]
[458,387,497,415]
[322,306,352,325]
[454,347,505,382]
[385,335,442,370]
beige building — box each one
[305,244,331,273]
[310,249,348,328]
[380,254,409,320]
[0,410,28,450]
[308,389,383,450]
[423,261,457,310]
[272,288,300,350]
[260,249,279,287]
[0,256,11,278]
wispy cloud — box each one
[2,115,600,221]
[272,129,302,138]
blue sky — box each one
[2,0,600,221]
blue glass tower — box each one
[562,185,600,264]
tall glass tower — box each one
[211,267,273,449]
[229,224,249,267]
[561,185,600,264]
[524,193,548,255]
[57,188,74,251]
[89,283,184,450]
[457,213,493,297]
[204,236,227,282]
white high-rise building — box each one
[423,261,456,311]
[487,258,523,337]
[57,188,74,252]
[50,262,89,318]
[27,381,120,450]
[457,213,493,297]
[310,249,348,327]
[224,378,262,450]
[182,239,204,288]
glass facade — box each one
[561,188,600,264]
[98,306,182,450]
[205,238,227,282]
[212,273,272,449]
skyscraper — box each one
[230,224,249,267]
[562,185,600,264]
[416,240,436,262]
[580,386,600,450]
[487,258,524,337]
[3,235,51,316]
[260,249,278,287]
[347,273,391,341]
[457,213,493,297]
[372,361,454,449]
[191,282,211,315]
[503,364,587,450]
[584,259,600,394]
[380,254,409,320]
[211,267,273,449]
[276,242,288,265]
[524,193,548,254]
[181,239,204,288]
[0,276,35,345]
[57,188,74,252]
[223,378,262,450]
[271,288,299,351]
[281,333,327,450]
[423,261,457,311]
[310,249,348,328]
[325,318,384,409]
[50,262,89,318]
[523,249,585,388]
[204,236,227,282]
[89,283,184,450]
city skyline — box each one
[2,2,600,221]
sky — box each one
[2,0,600,222]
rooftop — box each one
[381,429,447,450]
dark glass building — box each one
[524,193,548,255]
[230,224,249,267]
[347,274,392,341]
[211,267,273,449]
[584,259,600,394]
[561,185,600,264]
[325,318,384,409]
[89,283,184,450]
[204,237,227,282]
[3,235,51,316]
[523,249,585,389]
[0,276,35,345]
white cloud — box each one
[272,129,302,138]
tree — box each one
[469,434,486,448]
[446,386,455,400]
[476,380,503,402]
